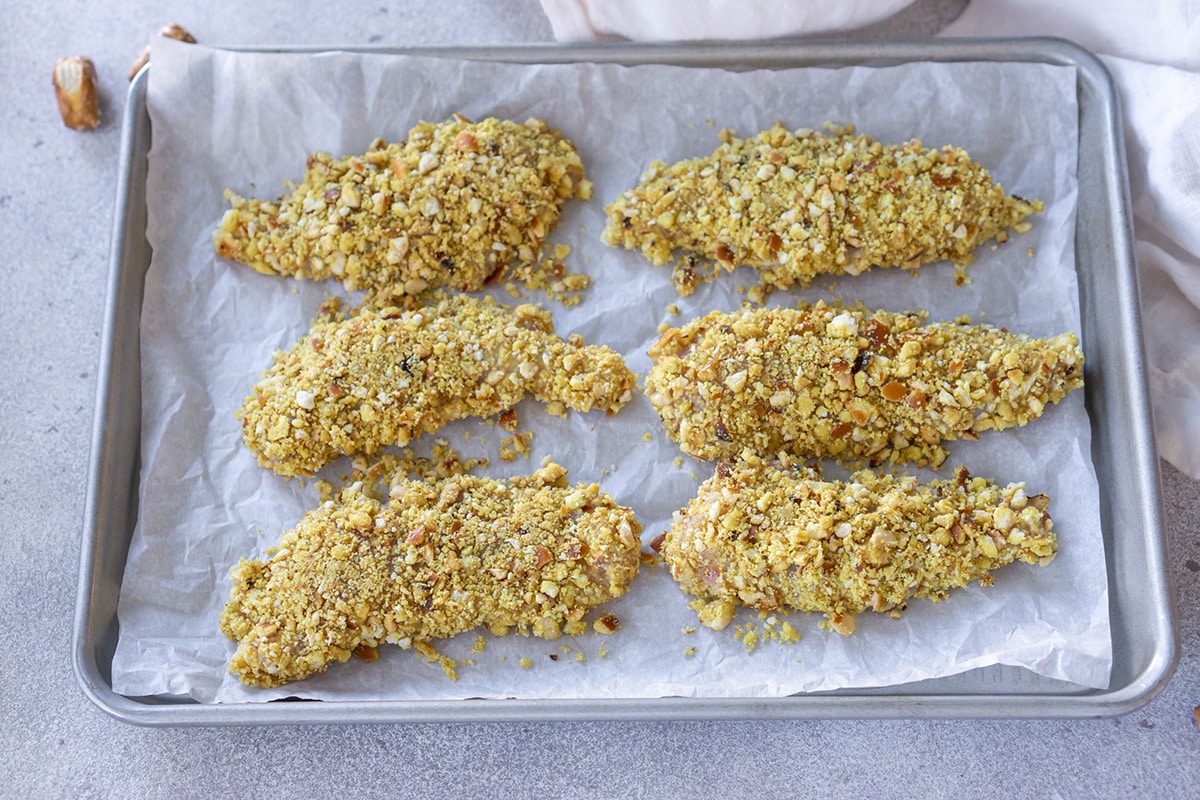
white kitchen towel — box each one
[944,2,1200,478]
[539,0,1200,479]
[537,0,917,40]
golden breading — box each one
[213,115,591,297]
[644,302,1083,466]
[602,123,1041,295]
[240,293,635,478]
[221,463,643,688]
[659,458,1056,635]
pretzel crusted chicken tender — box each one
[645,303,1083,466]
[213,115,590,296]
[221,463,643,687]
[603,123,1040,295]
[660,458,1056,635]
[240,293,635,477]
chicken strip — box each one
[213,115,590,297]
[659,458,1056,635]
[240,293,635,477]
[603,123,1040,295]
[221,462,643,688]
[645,302,1083,466]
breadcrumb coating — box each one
[214,115,591,297]
[659,458,1055,635]
[240,293,635,477]
[221,462,643,688]
[645,302,1083,466]
[602,123,1041,295]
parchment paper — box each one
[111,39,1111,703]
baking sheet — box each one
[110,39,1111,704]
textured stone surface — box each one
[3,1,1198,797]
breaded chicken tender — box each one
[240,293,635,477]
[213,115,590,297]
[645,302,1083,466]
[603,123,1040,295]
[659,458,1056,635]
[221,462,643,687]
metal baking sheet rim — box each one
[73,37,1177,726]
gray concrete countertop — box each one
[3,1,1197,796]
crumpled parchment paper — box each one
[111,39,1111,704]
